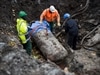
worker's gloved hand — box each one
[57,22,61,26]
[39,21,42,24]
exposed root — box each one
[81,24,100,46]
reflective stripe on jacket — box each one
[16,18,28,44]
[40,8,60,22]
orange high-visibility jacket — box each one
[40,8,60,23]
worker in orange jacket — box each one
[40,5,61,32]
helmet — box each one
[63,13,70,19]
[19,11,27,17]
[49,5,56,12]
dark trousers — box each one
[67,33,78,50]
[23,40,32,55]
[48,22,54,32]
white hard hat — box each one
[49,5,56,12]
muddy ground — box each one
[0,0,100,75]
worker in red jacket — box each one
[63,13,78,50]
[40,5,61,32]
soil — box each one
[0,0,100,75]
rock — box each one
[67,50,100,74]
[86,27,100,46]
[0,42,6,50]
[84,19,98,25]
[0,44,66,75]
[64,67,75,75]
[87,33,100,46]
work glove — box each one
[39,21,42,24]
[57,22,61,26]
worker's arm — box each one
[56,11,61,26]
[40,9,46,23]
